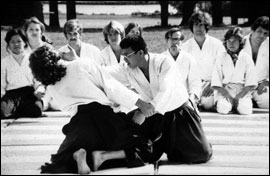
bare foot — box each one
[92,151,105,171]
[73,148,91,174]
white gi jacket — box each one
[242,34,269,82]
[100,45,125,66]
[46,59,139,117]
[182,34,225,82]
[58,42,102,65]
[162,50,201,99]
[105,53,189,115]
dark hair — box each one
[165,27,185,41]
[5,28,28,52]
[125,22,142,36]
[29,45,66,86]
[23,16,53,45]
[251,16,269,31]
[223,27,245,52]
[120,35,148,54]
[188,11,211,33]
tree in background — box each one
[1,1,45,28]
[49,1,60,29]
[211,1,223,26]
[67,1,76,20]
[159,1,169,27]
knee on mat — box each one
[216,100,232,114]
[200,97,215,111]
[237,99,253,115]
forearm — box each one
[212,86,230,97]
[236,86,256,98]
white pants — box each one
[214,84,253,115]
[253,85,269,109]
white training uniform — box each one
[58,42,102,65]
[100,45,125,66]
[242,34,269,109]
[43,41,103,111]
[46,59,139,117]
[182,34,225,110]
[162,50,201,100]
[211,50,257,115]
[105,53,189,115]
[1,53,41,98]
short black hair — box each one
[5,28,28,52]
[165,27,185,41]
[251,16,269,31]
[188,11,211,33]
[29,45,66,86]
[120,35,148,54]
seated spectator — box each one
[1,29,44,119]
[100,21,126,66]
[58,19,102,64]
[125,22,142,36]
[23,16,52,52]
[162,27,201,108]
[242,16,269,109]
[182,11,225,111]
[211,27,257,115]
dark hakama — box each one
[137,101,213,163]
[41,102,152,173]
[1,86,43,119]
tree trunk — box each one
[49,1,60,29]
[66,1,76,20]
[1,1,44,27]
[211,1,223,26]
[180,1,197,26]
[160,1,169,27]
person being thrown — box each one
[29,45,154,174]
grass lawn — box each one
[1,26,251,59]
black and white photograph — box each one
[1,1,269,175]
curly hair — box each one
[29,46,66,86]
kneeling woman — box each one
[1,29,44,119]
[29,46,152,174]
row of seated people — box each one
[1,11,269,120]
